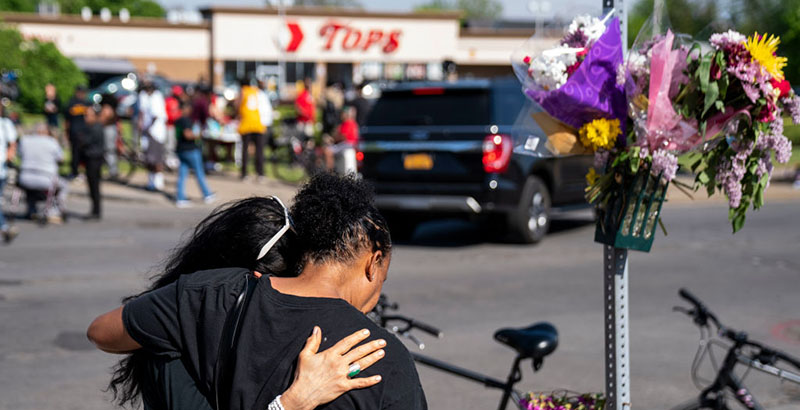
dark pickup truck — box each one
[359,78,592,243]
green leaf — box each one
[754,184,765,208]
[700,120,708,138]
[715,100,725,111]
[698,53,713,93]
[697,171,710,184]
[732,210,746,233]
[630,157,640,173]
[703,81,720,116]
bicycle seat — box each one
[493,322,558,359]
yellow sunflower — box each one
[745,32,788,80]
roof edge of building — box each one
[200,5,463,21]
[0,11,209,29]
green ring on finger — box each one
[347,363,361,378]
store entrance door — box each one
[327,63,353,87]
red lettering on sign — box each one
[342,28,362,50]
[362,29,384,51]
[319,22,346,50]
[318,20,402,54]
[383,30,401,53]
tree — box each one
[0,0,165,17]
[628,0,800,84]
[414,0,502,20]
[627,0,720,46]
[0,25,86,113]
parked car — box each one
[89,73,173,117]
[358,78,592,243]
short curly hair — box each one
[291,173,391,266]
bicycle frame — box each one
[411,352,526,410]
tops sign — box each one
[285,20,402,54]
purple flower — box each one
[562,29,588,48]
[651,149,678,182]
[782,96,800,125]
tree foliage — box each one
[628,0,800,83]
[414,0,502,19]
[0,0,165,17]
[0,25,86,113]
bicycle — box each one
[369,295,592,410]
[672,288,800,410]
[270,119,325,183]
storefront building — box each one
[2,7,559,92]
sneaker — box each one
[203,193,217,204]
[176,200,193,209]
[2,226,19,244]
[47,215,64,225]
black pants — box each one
[240,132,265,178]
[82,155,102,217]
[69,136,81,177]
[142,357,213,410]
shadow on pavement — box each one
[397,216,595,248]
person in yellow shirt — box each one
[237,77,267,181]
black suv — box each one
[359,78,592,243]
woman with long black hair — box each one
[101,196,386,410]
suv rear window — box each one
[366,88,491,126]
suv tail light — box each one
[482,134,512,173]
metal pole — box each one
[601,1,629,409]
[604,245,631,410]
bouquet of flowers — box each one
[589,22,799,235]
[684,30,800,231]
[519,391,605,410]
[512,12,627,156]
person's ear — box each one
[365,250,383,282]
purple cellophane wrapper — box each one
[525,17,627,130]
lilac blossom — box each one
[709,30,747,50]
[782,96,800,125]
[651,149,678,182]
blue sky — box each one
[161,0,602,20]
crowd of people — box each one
[0,74,373,245]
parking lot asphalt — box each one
[0,175,798,409]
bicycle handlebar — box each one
[678,288,721,329]
[677,289,800,372]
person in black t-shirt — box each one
[88,174,427,410]
[89,196,390,410]
[80,107,105,219]
[64,85,88,178]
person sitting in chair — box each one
[17,123,69,223]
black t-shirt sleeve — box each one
[122,282,183,357]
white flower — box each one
[528,45,579,91]
[616,63,627,87]
[568,15,606,45]
[709,30,747,50]
[626,51,650,78]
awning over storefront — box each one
[72,57,137,74]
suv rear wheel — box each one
[508,175,551,243]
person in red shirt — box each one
[337,106,359,146]
[294,77,316,138]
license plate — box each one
[403,153,434,170]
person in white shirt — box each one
[138,81,168,191]
[0,104,18,242]
[17,123,69,223]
